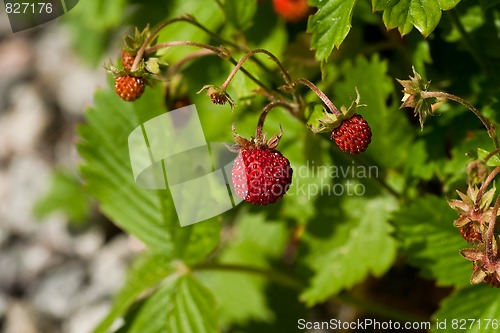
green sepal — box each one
[309,88,361,134]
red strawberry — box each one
[232,147,292,205]
[121,51,136,71]
[331,113,372,154]
[273,0,311,22]
[114,75,145,102]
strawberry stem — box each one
[141,40,279,99]
[483,148,500,164]
[220,49,293,91]
[486,195,500,264]
[474,165,500,212]
[167,49,215,78]
[295,78,341,116]
[144,40,222,55]
[421,91,499,149]
[255,101,295,142]
[131,17,186,72]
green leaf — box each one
[432,285,500,333]
[392,195,471,287]
[124,274,218,333]
[300,196,398,306]
[33,170,90,224]
[308,0,358,61]
[477,148,500,167]
[199,211,288,327]
[223,0,257,31]
[93,253,173,333]
[78,83,220,259]
[167,275,219,333]
[127,276,180,333]
[372,0,399,11]
[375,0,462,36]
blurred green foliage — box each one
[33,0,500,332]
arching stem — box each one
[295,78,341,116]
[220,49,293,91]
[255,101,295,142]
[421,91,499,149]
[486,195,500,263]
[474,166,500,211]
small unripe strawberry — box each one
[114,75,145,102]
[232,147,292,205]
[121,51,136,71]
[273,0,311,22]
[459,223,482,243]
[331,114,372,154]
[472,265,500,288]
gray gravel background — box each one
[0,13,137,333]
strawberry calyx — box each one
[308,88,362,134]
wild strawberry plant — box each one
[47,0,500,331]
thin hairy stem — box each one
[487,195,500,263]
[255,101,295,140]
[295,78,341,116]
[220,49,293,91]
[192,263,428,323]
[474,166,500,211]
[192,263,302,290]
[167,49,215,78]
[144,41,221,55]
[421,91,499,149]
[131,17,186,71]
[484,148,500,164]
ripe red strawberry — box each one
[114,75,145,102]
[232,147,293,205]
[273,0,311,22]
[121,51,136,71]
[331,113,372,154]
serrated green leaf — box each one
[93,253,173,333]
[432,285,500,333]
[392,195,471,287]
[372,0,399,11]
[377,0,462,36]
[78,82,220,259]
[198,211,288,327]
[308,0,358,61]
[124,274,218,333]
[224,0,257,31]
[300,196,398,306]
[167,275,218,333]
[127,276,180,333]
